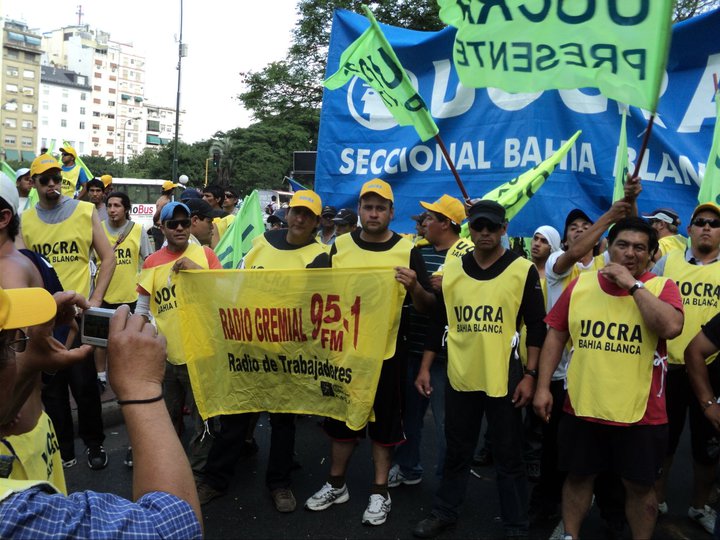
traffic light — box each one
[212,151,221,169]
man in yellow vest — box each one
[642,207,687,262]
[652,201,720,534]
[0,290,202,538]
[305,178,435,526]
[413,200,546,539]
[534,217,684,540]
[196,190,329,513]
[59,146,89,199]
[22,154,116,471]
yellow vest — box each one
[665,249,720,365]
[22,202,94,297]
[101,221,142,304]
[138,243,210,364]
[567,273,666,423]
[658,234,687,258]
[332,232,411,359]
[0,478,58,503]
[215,214,235,241]
[561,253,605,290]
[244,233,326,269]
[447,237,474,260]
[443,254,531,396]
[0,412,66,494]
[60,165,81,198]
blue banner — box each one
[315,9,720,237]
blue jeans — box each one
[432,361,528,536]
[394,355,447,478]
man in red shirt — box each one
[534,217,684,540]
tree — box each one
[674,0,720,21]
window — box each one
[62,90,68,98]
[78,76,86,85]
[80,92,87,101]
[106,139,113,145]
[109,88,116,94]
[61,104,68,112]
[108,101,115,107]
[4,102,18,112]
[4,118,17,128]
[6,50,19,59]
[4,135,16,145]
[41,117,48,126]
[6,66,18,77]
[93,98,101,104]
[6,84,18,93]
[93,85,101,92]
[79,121,85,129]
[94,72,101,78]
[80,107,86,115]
[23,69,34,79]
[92,124,100,130]
[22,104,33,113]
[60,119,67,127]
[41,138,47,148]
[21,137,33,147]
[22,87,34,96]
[22,120,32,129]
[92,137,100,143]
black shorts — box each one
[558,414,668,486]
[323,353,406,446]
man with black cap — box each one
[652,201,720,533]
[642,207,686,261]
[317,205,338,246]
[413,200,546,539]
[185,198,224,246]
[332,208,358,236]
[267,208,288,230]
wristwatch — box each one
[524,368,538,379]
[703,398,718,410]
[628,280,645,296]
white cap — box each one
[0,173,19,215]
[14,167,30,181]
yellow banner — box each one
[175,268,403,430]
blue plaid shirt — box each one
[0,488,201,539]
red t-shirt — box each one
[546,271,683,425]
[137,245,222,295]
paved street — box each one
[64,407,709,539]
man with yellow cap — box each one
[305,178,435,526]
[652,201,720,534]
[58,145,89,200]
[152,181,179,230]
[196,190,329,513]
[390,194,471,489]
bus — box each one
[108,178,166,230]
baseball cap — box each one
[86,178,105,191]
[30,154,61,176]
[159,201,190,222]
[467,200,506,227]
[267,208,288,226]
[410,212,428,223]
[185,198,224,219]
[332,208,358,226]
[642,208,680,226]
[562,208,593,243]
[288,190,322,216]
[321,205,338,218]
[692,202,720,220]
[420,194,466,225]
[0,285,57,332]
[0,173,19,215]
[180,188,202,201]
[360,178,394,202]
[14,168,30,181]
[162,181,179,192]
[60,146,77,159]
[100,174,112,188]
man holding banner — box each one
[413,200,546,539]
[305,178,434,526]
[195,190,329,513]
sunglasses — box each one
[164,218,191,230]
[224,193,235,198]
[692,218,720,228]
[7,329,28,353]
[469,219,502,232]
[34,172,63,186]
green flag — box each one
[612,108,629,203]
[482,130,581,221]
[325,5,439,142]
[0,161,15,179]
[438,0,673,112]
[698,91,720,205]
[214,190,266,269]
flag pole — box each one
[434,134,471,203]
[631,114,655,179]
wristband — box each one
[117,393,164,406]
[703,399,718,411]
[524,368,538,379]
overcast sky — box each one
[2,0,299,142]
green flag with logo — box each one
[214,190,266,269]
[438,0,673,112]
[698,91,720,205]
[324,5,439,142]
[612,108,629,203]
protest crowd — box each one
[3,3,720,540]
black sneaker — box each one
[472,446,493,467]
[124,446,133,468]
[96,378,107,396]
[87,445,108,470]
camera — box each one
[80,307,115,347]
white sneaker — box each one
[388,464,422,488]
[658,501,668,515]
[362,493,391,525]
[688,505,717,534]
[304,482,349,511]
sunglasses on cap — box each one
[34,172,63,186]
[692,217,720,229]
[224,193,236,198]
[164,218,191,230]
[469,219,503,232]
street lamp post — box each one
[171,0,187,183]
[121,117,141,174]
